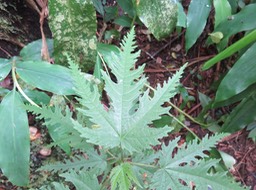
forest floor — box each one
[0,1,255,190]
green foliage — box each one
[110,163,141,190]
[185,0,211,51]
[201,3,256,139]
[71,27,182,153]
[136,0,178,40]
[213,0,232,28]
[210,4,256,51]
[48,0,97,72]
[0,90,29,186]
[0,40,76,186]
[150,134,246,190]
[27,28,248,189]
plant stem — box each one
[11,59,40,108]
[98,52,110,77]
[130,162,157,168]
[144,83,202,140]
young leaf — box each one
[136,0,178,40]
[0,90,29,186]
[110,163,141,190]
[150,134,248,190]
[15,60,76,95]
[203,29,256,70]
[48,0,97,72]
[185,0,211,51]
[211,4,256,50]
[70,28,184,153]
[60,170,101,190]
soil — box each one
[0,1,255,190]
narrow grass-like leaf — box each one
[221,92,256,133]
[185,0,211,51]
[16,60,76,95]
[215,42,256,101]
[203,29,256,70]
[0,90,29,186]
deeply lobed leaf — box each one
[150,134,249,190]
[70,27,185,153]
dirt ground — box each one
[0,1,255,189]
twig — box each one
[0,46,12,57]
[152,30,185,58]
[144,55,214,73]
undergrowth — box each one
[26,28,248,190]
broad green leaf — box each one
[185,0,211,51]
[150,134,248,190]
[21,89,50,105]
[0,58,11,81]
[0,90,29,186]
[221,92,256,133]
[114,15,133,28]
[213,0,231,27]
[210,4,256,50]
[15,60,76,95]
[248,122,256,142]
[60,170,101,190]
[227,0,238,13]
[97,43,120,65]
[70,28,184,153]
[0,87,10,96]
[136,0,178,40]
[48,0,97,72]
[19,39,53,61]
[116,0,136,17]
[203,29,256,70]
[110,163,141,190]
[177,2,186,28]
[215,42,256,102]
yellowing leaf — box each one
[209,32,224,43]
